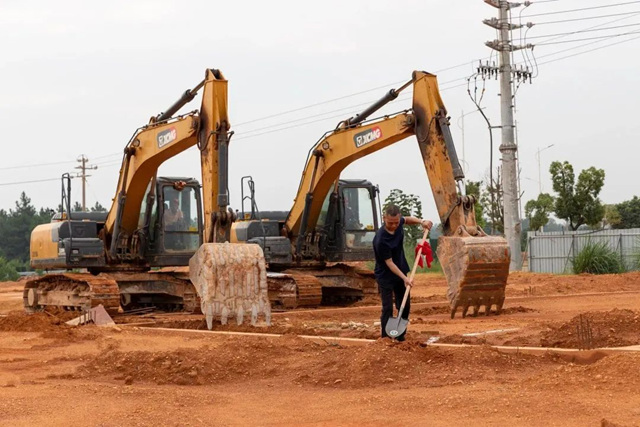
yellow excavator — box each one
[25,68,271,325]
[232,71,511,318]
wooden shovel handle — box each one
[408,228,431,283]
[396,227,430,317]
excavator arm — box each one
[287,71,471,238]
[286,71,510,318]
[286,113,414,237]
[105,68,232,259]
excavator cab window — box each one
[161,185,200,252]
[342,186,377,249]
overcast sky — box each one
[2,0,639,224]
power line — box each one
[536,10,640,25]
[93,157,123,166]
[233,81,468,141]
[95,161,121,167]
[522,34,619,61]
[526,22,640,39]
[0,159,76,171]
[521,1,640,18]
[512,27,640,75]
[237,75,470,137]
[535,29,640,45]
[91,152,121,161]
[537,32,640,65]
[0,151,121,171]
[233,81,404,127]
[0,177,69,187]
[520,7,640,76]
[234,62,476,128]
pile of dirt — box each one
[76,335,319,386]
[75,335,563,388]
[506,271,640,296]
[0,311,69,332]
[525,352,640,394]
[0,310,100,342]
[540,309,640,349]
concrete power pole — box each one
[481,0,533,271]
[75,155,98,211]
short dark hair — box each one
[384,204,400,216]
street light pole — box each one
[536,144,555,194]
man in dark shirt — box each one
[373,204,432,341]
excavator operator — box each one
[373,204,432,341]
[163,193,186,250]
[164,197,184,230]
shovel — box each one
[385,228,430,340]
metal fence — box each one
[527,228,640,274]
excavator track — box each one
[266,264,376,309]
[267,272,323,309]
[296,264,376,305]
[23,273,120,315]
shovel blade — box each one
[385,316,409,339]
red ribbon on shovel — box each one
[414,239,433,269]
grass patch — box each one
[571,241,625,274]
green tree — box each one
[0,193,53,264]
[38,207,55,223]
[465,180,486,229]
[614,196,640,229]
[384,189,423,246]
[91,201,107,212]
[72,201,83,212]
[603,204,622,229]
[0,209,8,259]
[525,193,554,231]
[549,161,605,231]
[0,257,20,281]
[2,193,37,263]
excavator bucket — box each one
[189,243,271,328]
[437,234,510,318]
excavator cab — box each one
[142,177,203,266]
[317,179,379,262]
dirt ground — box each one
[1,272,640,426]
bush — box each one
[571,241,624,274]
[0,257,20,281]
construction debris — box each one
[65,304,116,327]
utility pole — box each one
[75,155,98,211]
[481,0,533,271]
